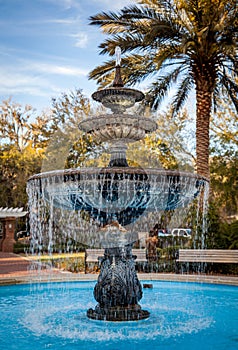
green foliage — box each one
[51,89,91,130]
[0,98,52,150]
[13,241,30,254]
[0,143,44,207]
[126,108,196,169]
[206,203,238,249]
[42,89,102,171]
[209,97,238,219]
[53,256,85,273]
[210,152,238,218]
[0,91,102,209]
[0,98,51,208]
[211,220,238,250]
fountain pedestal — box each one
[87,244,150,321]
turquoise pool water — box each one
[0,281,237,350]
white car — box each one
[171,228,192,238]
[157,229,171,237]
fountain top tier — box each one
[91,46,145,114]
[78,48,157,168]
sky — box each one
[0,0,133,112]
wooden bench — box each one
[176,249,238,273]
[177,249,238,263]
[85,248,147,273]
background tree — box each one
[0,98,50,207]
[127,107,196,169]
[209,96,238,220]
[42,89,102,171]
[206,203,238,250]
[0,90,105,209]
[0,98,51,149]
[0,143,44,207]
[89,0,238,179]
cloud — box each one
[92,0,133,10]
[71,32,88,48]
[0,68,55,97]
[43,0,80,10]
[45,0,130,11]
[43,18,77,25]
[0,56,89,100]
[27,61,89,76]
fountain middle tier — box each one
[79,114,158,142]
[78,113,158,167]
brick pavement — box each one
[0,252,31,277]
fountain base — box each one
[87,304,150,321]
[87,243,150,321]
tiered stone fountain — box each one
[27,48,207,321]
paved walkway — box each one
[0,252,238,286]
[0,252,31,276]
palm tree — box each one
[89,0,238,179]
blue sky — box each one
[0,0,132,112]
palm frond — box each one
[153,43,187,70]
[121,4,171,21]
[89,54,156,87]
[88,60,115,86]
[124,56,159,85]
[212,85,221,113]
[98,31,157,56]
[171,75,193,114]
[89,11,130,34]
[221,77,238,112]
[146,66,184,109]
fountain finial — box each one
[112,46,124,87]
[115,46,121,66]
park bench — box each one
[176,249,238,272]
[85,248,147,273]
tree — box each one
[208,94,238,220]
[0,98,51,150]
[0,143,44,207]
[0,98,51,207]
[89,0,238,179]
[210,95,238,152]
[0,90,107,209]
[42,89,103,171]
[127,107,196,169]
[209,104,238,220]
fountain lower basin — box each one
[0,280,237,350]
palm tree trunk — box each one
[195,84,213,180]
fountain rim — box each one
[27,166,209,183]
[92,87,145,103]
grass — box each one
[25,252,85,261]
[22,252,86,273]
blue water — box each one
[0,280,237,350]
